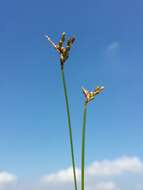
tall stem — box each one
[61,68,78,190]
[81,102,87,190]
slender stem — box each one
[61,68,78,190]
[81,102,88,190]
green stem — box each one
[61,68,78,190]
[81,102,88,190]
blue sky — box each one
[0,0,143,189]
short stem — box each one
[81,102,88,190]
[61,68,78,190]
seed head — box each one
[82,86,104,103]
[45,32,75,69]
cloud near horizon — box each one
[1,156,143,190]
[40,156,143,190]
[86,156,143,176]
[0,171,17,189]
[41,156,143,183]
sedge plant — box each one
[45,33,78,190]
[81,86,104,190]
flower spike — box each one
[45,32,75,69]
[82,86,104,103]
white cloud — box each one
[40,156,143,190]
[41,167,80,183]
[86,156,143,176]
[41,156,143,185]
[107,42,120,50]
[0,171,17,188]
[95,181,120,190]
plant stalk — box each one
[81,102,88,190]
[61,68,78,190]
